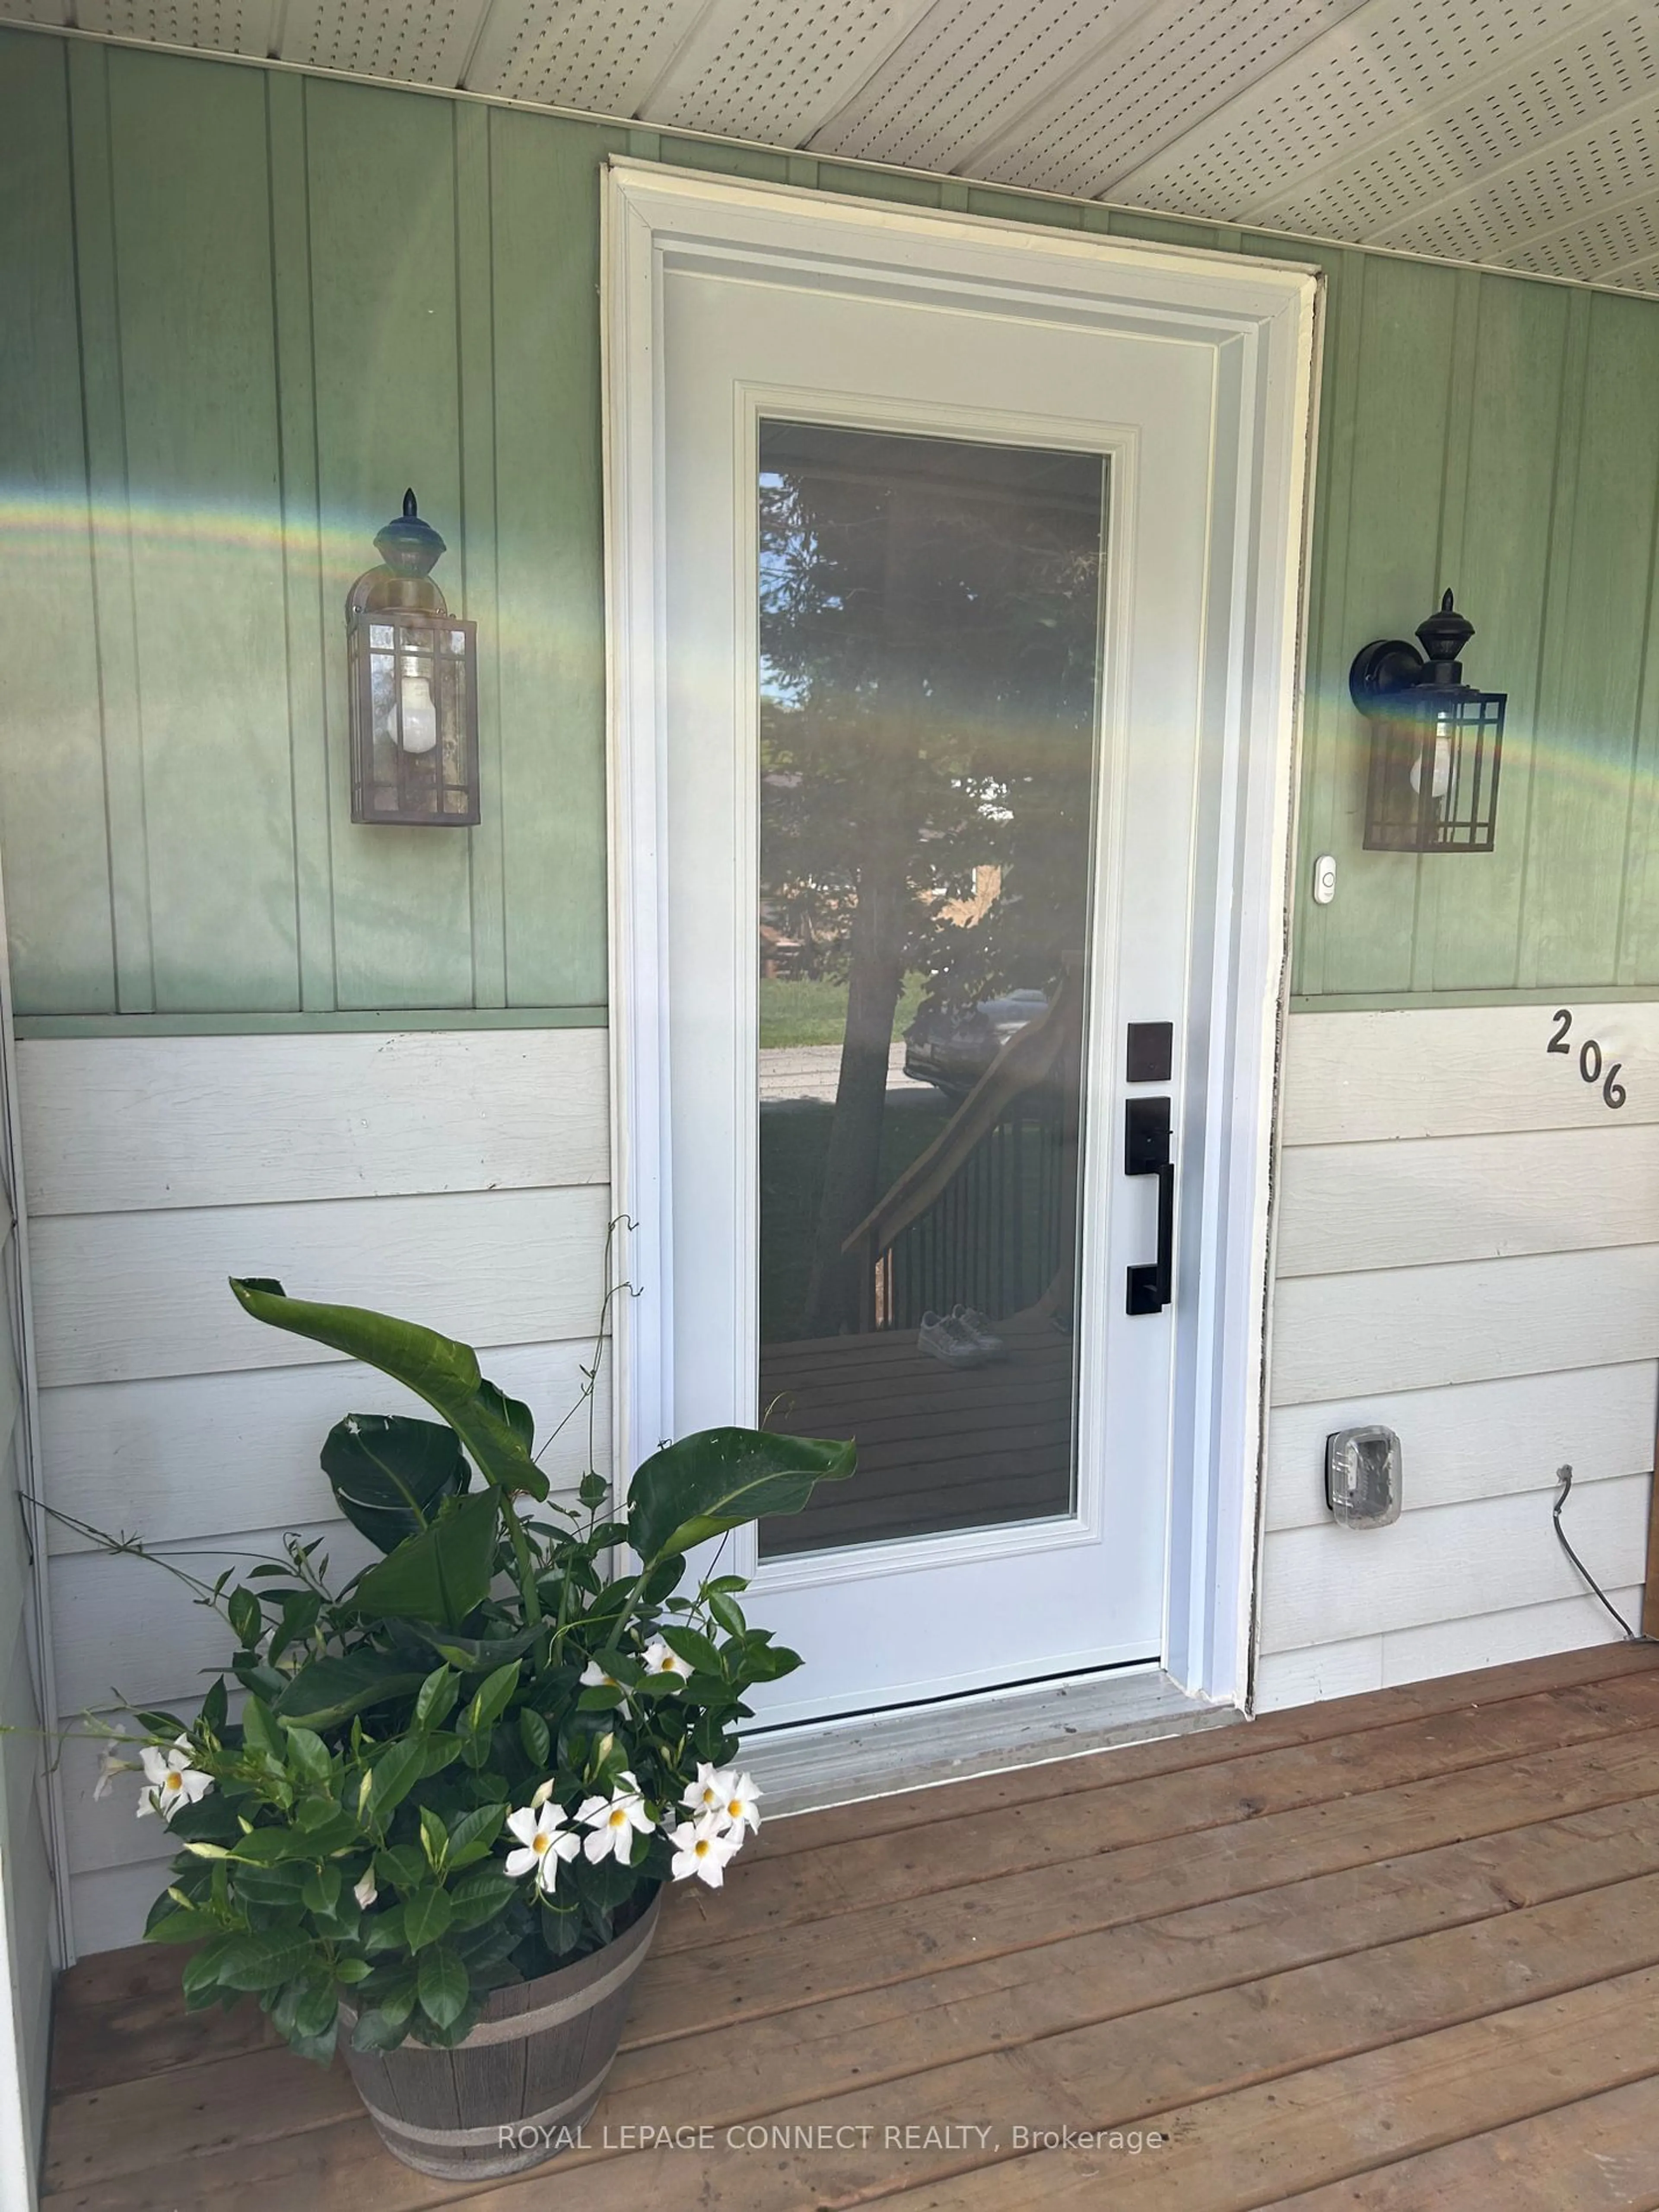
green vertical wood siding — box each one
[4,25,1659,1022]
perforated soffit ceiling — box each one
[13,0,1659,292]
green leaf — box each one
[414,1665,459,1730]
[416,1942,469,2028]
[302,1865,342,1916]
[540,1896,583,1958]
[409,1996,481,2050]
[445,1803,505,1869]
[418,1732,462,1780]
[463,1660,521,1740]
[446,1870,517,1932]
[241,1697,281,1761]
[395,1620,539,1674]
[132,1707,188,1737]
[291,1982,338,2041]
[144,1906,224,1945]
[334,1958,372,1985]
[231,1656,289,1703]
[403,1886,454,1954]
[217,1932,316,1993]
[661,1625,722,1677]
[376,1970,420,2026]
[376,1844,429,1894]
[181,1933,240,1996]
[350,1490,500,1630]
[708,1592,747,1638]
[230,1827,318,1866]
[368,1737,427,1825]
[200,1676,229,1735]
[228,1282,548,1500]
[275,1651,429,1730]
[350,2005,410,2053]
[321,1413,470,1554]
[418,1805,448,1871]
[626,1427,856,1568]
[282,1724,332,1785]
[228,1587,263,1649]
[267,1589,323,1667]
[517,1707,550,1767]
[361,1905,408,1956]
[231,1859,311,1906]
[475,1379,534,1455]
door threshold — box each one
[742,1666,1240,1820]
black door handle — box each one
[1125,1096,1173,1315]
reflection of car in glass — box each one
[903,989,1049,1096]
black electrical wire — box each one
[1551,1463,1653,1643]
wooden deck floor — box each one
[44,1641,1659,2212]
[760,1315,1074,1551]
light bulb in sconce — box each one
[397,661,439,756]
[1408,711,1454,804]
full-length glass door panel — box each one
[756,421,1106,1557]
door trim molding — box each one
[603,157,1321,1707]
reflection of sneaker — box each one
[918,1310,997,1369]
[952,1304,1006,1358]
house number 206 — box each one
[1545,1009,1627,1108]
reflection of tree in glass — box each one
[759,425,1104,1338]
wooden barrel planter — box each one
[339,1890,662,2180]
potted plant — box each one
[92,1278,854,2181]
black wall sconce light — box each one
[1350,591,1505,852]
[346,490,480,826]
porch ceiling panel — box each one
[14,0,1659,293]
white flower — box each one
[641,1637,693,1683]
[680,1761,727,1817]
[136,1736,213,1824]
[353,1871,378,1911]
[576,1773,655,1865]
[504,1802,582,1894]
[668,1814,737,1888]
[680,1763,761,1837]
[93,1726,137,1803]
[579,1658,633,1713]
[716,1770,762,1837]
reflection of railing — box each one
[842,973,1083,1332]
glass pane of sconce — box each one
[346,492,481,827]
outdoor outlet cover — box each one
[1325,1426,1402,1529]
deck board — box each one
[42,1646,1659,2210]
[759,1318,1074,1550]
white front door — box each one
[607,164,1317,1726]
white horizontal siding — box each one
[1255,1581,1644,1713]
[23,1028,614,1953]
[1269,1245,1659,1405]
[49,1522,378,1716]
[32,1182,612,1388]
[1259,1475,1651,1651]
[19,1027,609,1213]
[41,1341,611,1554]
[1280,1003,1659,1144]
[1276,1123,1659,1276]
[66,1862,168,1962]
[1265,1363,1657,1531]
[1261,1004,1656,1710]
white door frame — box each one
[603,157,1320,1710]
